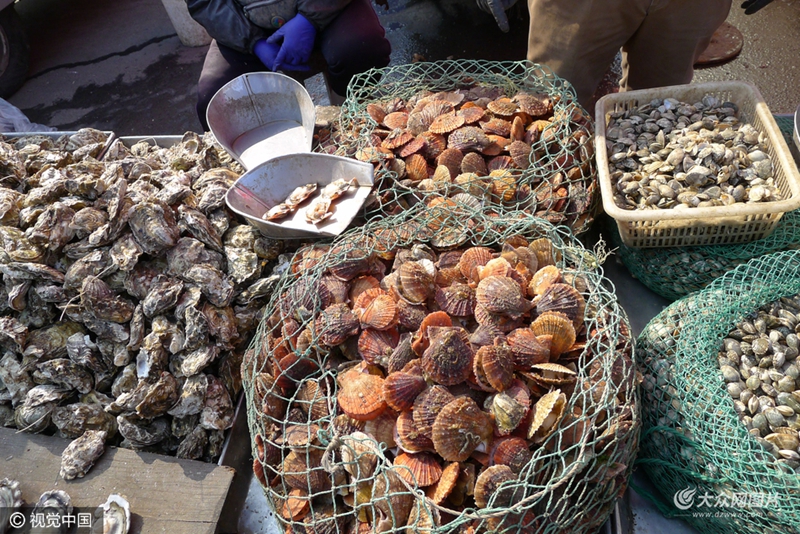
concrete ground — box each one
[7,0,800,135]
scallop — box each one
[296,378,330,421]
[420,131,447,160]
[432,283,474,317]
[528,362,577,386]
[510,116,526,141]
[411,310,453,355]
[413,384,456,438]
[364,408,399,449]
[507,327,550,369]
[349,275,381,304]
[528,265,562,297]
[490,436,533,474]
[476,275,532,319]
[527,388,567,444]
[475,341,515,392]
[480,117,512,137]
[474,464,517,509]
[477,256,514,280]
[282,449,330,493]
[319,303,360,346]
[384,111,410,130]
[358,327,400,367]
[514,92,551,117]
[398,136,427,158]
[489,169,517,203]
[429,112,465,134]
[490,386,531,436]
[421,326,473,385]
[458,246,494,281]
[367,103,387,124]
[458,106,486,124]
[425,461,460,504]
[536,283,586,329]
[530,311,576,359]
[405,153,430,182]
[359,293,399,331]
[432,397,493,462]
[394,451,443,487]
[487,155,514,172]
[337,368,387,421]
[382,129,414,150]
[528,238,559,267]
[436,148,464,178]
[487,98,518,117]
[474,304,525,333]
[508,140,532,168]
[460,152,488,176]
[448,126,491,152]
[384,370,427,411]
[395,410,435,453]
[397,260,436,304]
[431,164,453,183]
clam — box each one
[432,397,493,461]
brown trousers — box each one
[527,0,732,111]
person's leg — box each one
[527,0,648,110]
[317,0,391,99]
[621,0,732,92]
[196,40,265,131]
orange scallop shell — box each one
[367,103,387,124]
[476,341,515,392]
[398,136,427,158]
[457,246,494,280]
[490,437,533,474]
[530,311,576,360]
[507,327,550,369]
[487,98,518,117]
[319,303,360,346]
[383,111,410,130]
[412,384,456,438]
[349,275,381,304]
[487,155,514,172]
[274,353,320,391]
[528,237,558,267]
[474,304,525,333]
[432,397,493,462]
[513,93,552,117]
[395,410,435,453]
[425,461,460,504]
[396,299,428,332]
[460,152,488,176]
[364,408,399,449]
[429,112,465,134]
[436,148,464,178]
[382,129,414,150]
[421,326,474,386]
[458,106,486,124]
[296,378,330,421]
[357,326,400,366]
[337,368,387,421]
[405,153,430,182]
[394,452,443,487]
[384,370,427,411]
[508,140,532,169]
[359,293,399,331]
[510,116,526,141]
[420,131,447,160]
[474,464,517,508]
[527,388,566,443]
[411,310,453,355]
[480,117,512,137]
[397,260,436,304]
[475,275,532,319]
[527,265,562,297]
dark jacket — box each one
[187,0,352,54]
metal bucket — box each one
[206,72,316,170]
[225,152,375,239]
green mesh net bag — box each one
[318,60,598,236]
[242,206,638,534]
[636,249,800,534]
[606,208,800,301]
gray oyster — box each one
[66,333,108,375]
[35,359,94,394]
[0,188,23,226]
[0,262,64,284]
[207,209,230,237]
[0,352,33,405]
[16,285,56,330]
[235,277,276,305]
[128,200,180,255]
[202,303,238,346]
[15,403,52,433]
[34,284,67,303]
[183,305,209,351]
[224,245,260,285]
[151,316,185,355]
[93,494,131,534]
[81,316,129,344]
[0,404,14,427]
[64,249,112,290]
[156,179,193,205]
[193,168,238,192]
[174,285,203,321]
[134,371,180,419]
[253,236,283,260]
[166,237,224,276]
[69,207,108,238]
[23,384,71,408]
[117,414,169,448]
[177,205,223,252]
[0,226,44,262]
[168,374,208,418]
[171,413,199,438]
[81,276,135,324]
[30,490,72,534]
[136,331,168,379]
[0,316,27,352]
[204,429,226,462]
[0,478,23,534]
[52,403,117,439]
[109,233,143,272]
[183,264,234,307]
[111,364,138,398]
[176,425,207,460]
[180,345,219,377]
[141,275,183,318]
[233,302,263,334]
[216,350,243,400]
[60,429,107,480]
[126,304,145,353]
[197,181,229,214]
[21,322,84,365]
[6,279,30,312]
[25,202,76,252]
[123,260,166,300]
[199,375,234,431]
[222,224,258,249]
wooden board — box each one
[0,427,235,534]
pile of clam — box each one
[0,478,131,534]
[248,233,636,533]
[607,95,783,211]
[330,85,596,231]
[719,294,800,468]
[0,129,285,478]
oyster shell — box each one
[60,429,107,480]
[95,494,131,534]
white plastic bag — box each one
[0,98,54,132]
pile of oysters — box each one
[0,129,285,478]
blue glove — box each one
[254,39,280,70]
[741,0,773,14]
[266,13,316,72]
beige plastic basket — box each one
[596,81,800,248]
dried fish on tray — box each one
[323,60,599,234]
[0,128,288,479]
[243,208,639,534]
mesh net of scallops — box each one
[606,208,800,301]
[319,60,598,236]
[637,249,800,534]
[242,206,638,534]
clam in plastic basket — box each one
[596,81,800,248]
